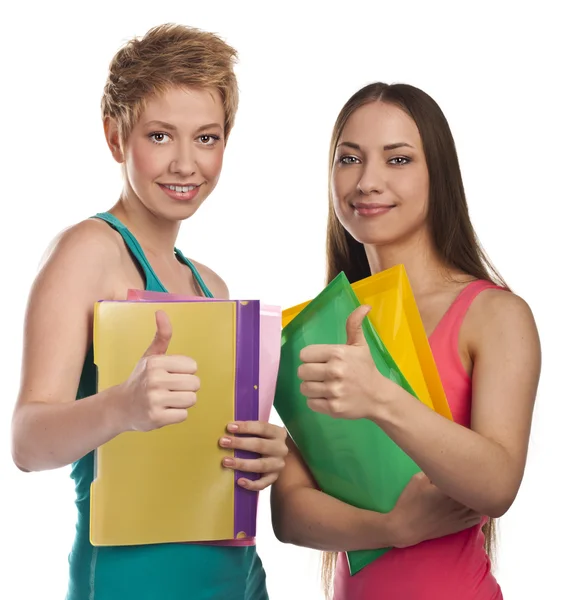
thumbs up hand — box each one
[117,310,200,432]
[297,305,394,420]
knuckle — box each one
[333,346,346,361]
[254,439,267,455]
[146,374,163,391]
[145,355,160,370]
[329,382,343,398]
[147,407,160,424]
[328,400,343,416]
[328,362,345,379]
[146,388,161,405]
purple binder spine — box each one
[233,300,260,538]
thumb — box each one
[143,310,172,357]
[346,305,371,346]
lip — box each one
[352,202,396,216]
[157,183,202,202]
[159,182,201,187]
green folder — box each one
[274,272,422,575]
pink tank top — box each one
[333,280,504,600]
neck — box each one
[110,186,180,258]
[363,229,454,296]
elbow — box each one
[14,461,31,474]
[271,508,293,545]
[272,520,292,545]
[478,484,519,519]
[11,415,35,473]
[273,520,302,546]
[484,496,515,519]
[270,488,300,545]
[11,443,33,473]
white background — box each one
[0,1,562,599]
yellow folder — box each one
[90,300,247,546]
[282,265,452,420]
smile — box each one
[352,203,396,216]
[158,183,202,202]
[160,184,199,193]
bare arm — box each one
[271,437,481,551]
[11,220,128,472]
[271,438,395,551]
[369,291,541,518]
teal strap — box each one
[93,212,166,292]
[93,212,213,298]
[174,247,214,299]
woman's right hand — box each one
[389,472,483,548]
[117,310,200,432]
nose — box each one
[357,159,385,195]
[170,141,196,178]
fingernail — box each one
[238,478,248,487]
[223,458,235,467]
[220,437,232,446]
[227,423,239,432]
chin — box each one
[344,217,427,249]
[344,224,401,247]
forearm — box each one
[271,484,395,551]
[12,386,126,472]
[372,389,515,517]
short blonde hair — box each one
[101,23,239,142]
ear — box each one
[103,117,125,164]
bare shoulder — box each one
[470,288,536,329]
[42,218,122,265]
[17,219,125,408]
[34,218,123,300]
[190,259,230,299]
[466,287,540,354]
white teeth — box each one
[164,184,195,193]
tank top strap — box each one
[432,279,506,358]
[174,247,214,299]
[93,212,166,292]
[92,212,215,298]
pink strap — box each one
[432,280,505,374]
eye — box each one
[339,155,360,165]
[148,132,171,144]
[198,134,221,145]
[389,156,411,166]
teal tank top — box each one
[67,212,267,600]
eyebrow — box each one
[144,120,224,133]
[145,120,178,131]
[337,141,415,151]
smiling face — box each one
[331,101,430,247]
[106,85,226,221]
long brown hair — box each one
[322,82,504,597]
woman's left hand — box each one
[219,422,288,490]
[298,305,394,421]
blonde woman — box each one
[11,24,287,600]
